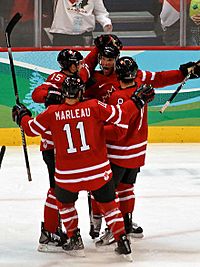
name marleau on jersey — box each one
[55,108,91,120]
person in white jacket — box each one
[50,0,112,46]
[160,0,196,45]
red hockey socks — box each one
[91,192,120,217]
[97,200,125,241]
[56,201,78,238]
[44,188,59,233]
[117,183,135,217]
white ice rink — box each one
[0,144,200,267]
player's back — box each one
[106,87,148,169]
[46,99,114,192]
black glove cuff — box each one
[131,96,145,110]
[18,109,32,125]
[179,62,195,77]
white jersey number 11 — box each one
[63,121,90,154]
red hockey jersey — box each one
[104,69,185,168]
[84,71,119,102]
[31,47,99,151]
[32,70,68,151]
[32,47,99,104]
[85,68,185,103]
[21,99,136,192]
[105,87,147,168]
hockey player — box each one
[87,42,200,242]
[85,34,199,105]
[34,48,92,252]
[12,74,155,260]
[84,45,121,102]
[32,36,121,252]
[33,48,85,252]
[105,58,200,245]
[95,57,153,245]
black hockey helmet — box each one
[57,49,83,70]
[116,56,138,81]
[99,45,120,59]
[61,75,85,99]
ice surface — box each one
[0,144,200,267]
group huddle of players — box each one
[12,34,200,261]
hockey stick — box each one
[87,191,95,239]
[159,73,191,114]
[0,146,6,169]
[5,13,32,181]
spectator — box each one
[160,0,196,46]
[49,0,112,46]
[42,0,55,46]
[189,0,200,45]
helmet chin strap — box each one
[113,59,116,71]
[69,69,78,75]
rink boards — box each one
[0,48,200,144]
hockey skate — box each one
[89,215,102,239]
[38,222,67,253]
[62,228,85,257]
[95,228,115,247]
[115,234,133,262]
[124,213,144,238]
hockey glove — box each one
[94,34,123,50]
[179,60,200,79]
[45,86,62,108]
[131,84,155,109]
[12,103,32,126]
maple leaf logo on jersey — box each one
[104,171,110,181]
[101,85,116,103]
[43,140,47,149]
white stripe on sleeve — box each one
[106,105,116,122]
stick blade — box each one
[5,12,22,35]
[1,145,6,153]
[0,145,6,168]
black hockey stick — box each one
[5,13,32,181]
[159,73,191,114]
[0,146,6,169]
[87,191,95,238]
